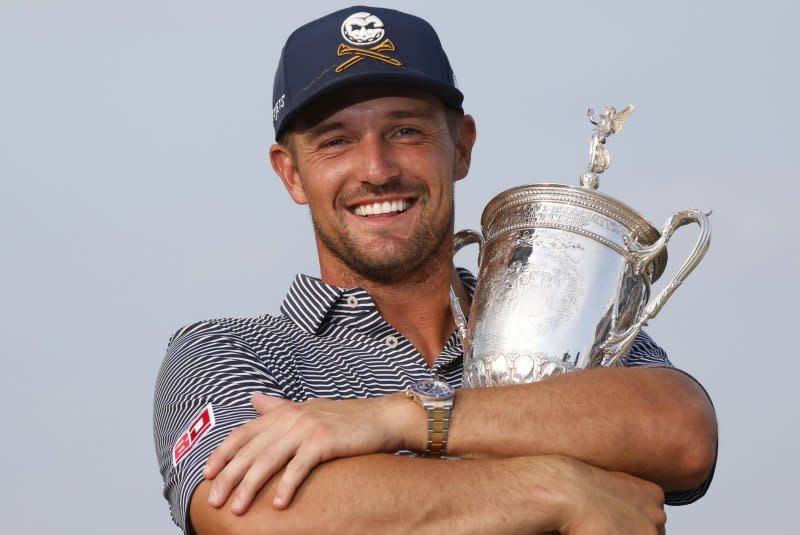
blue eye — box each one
[321,138,345,148]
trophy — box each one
[451,105,711,387]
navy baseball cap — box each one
[272,6,464,139]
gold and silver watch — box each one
[405,377,454,457]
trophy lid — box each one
[480,183,668,281]
[478,105,668,280]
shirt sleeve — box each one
[152,320,287,534]
[620,330,716,505]
[620,330,673,367]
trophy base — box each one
[463,352,576,387]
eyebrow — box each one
[387,106,437,122]
[305,121,346,140]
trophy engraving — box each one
[451,105,711,387]
[580,104,634,189]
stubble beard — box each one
[313,190,455,285]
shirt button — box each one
[385,335,399,349]
[346,295,358,308]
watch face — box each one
[411,378,454,399]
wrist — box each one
[386,391,428,452]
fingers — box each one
[204,395,391,514]
[205,398,318,514]
[205,393,285,479]
[210,431,299,514]
[228,440,296,514]
[204,420,259,479]
[272,442,324,509]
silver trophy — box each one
[451,105,711,387]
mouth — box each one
[351,198,414,217]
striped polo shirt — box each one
[153,269,710,533]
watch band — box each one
[405,378,454,457]
[423,399,452,457]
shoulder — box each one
[163,314,298,363]
[154,314,304,410]
[166,314,289,345]
[153,314,299,532]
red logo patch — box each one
[172,404,215,466]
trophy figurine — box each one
[580,104,634,189]
[451,105,711,387]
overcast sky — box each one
[1,0,797,532]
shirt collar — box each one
[280,269,477,334]
[280,274,344,333]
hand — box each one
[204,392,420,514]
[553,456,667,535]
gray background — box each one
[1,0,796,532]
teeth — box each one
[354,200,410,217]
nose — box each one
[358,133,400,185]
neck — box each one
[319,249,469,367]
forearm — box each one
[197,368,707,520]
[443,367,717,490]
[192,454,564,535]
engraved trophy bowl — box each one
[450,106,711,387]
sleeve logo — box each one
[172,403,215,467]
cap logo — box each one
[341,12,385,45]
[336,11,402,73]
[336,39,401,72]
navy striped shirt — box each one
[153,269,710,532]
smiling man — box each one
[154,6,717,534]
[275,88,466,290]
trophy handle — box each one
[636,208,712,321]
[602,208,712,366]
[450,229,484,343]
[453,229,484,256]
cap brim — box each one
[276,72,464,139]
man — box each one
[154,6,717,534]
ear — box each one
[270,143,308,204]
[453,114,477,182]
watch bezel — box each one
[409,377,454,401]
